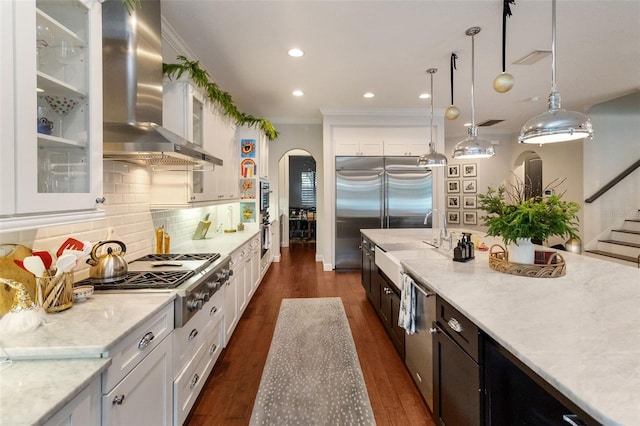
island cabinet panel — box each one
[360,235,375,299]
[377,270,405,359]
[433,296,483,426]
[483,337,599,426]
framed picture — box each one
[463,163,477,177]
[447,164,460,178]
[447,195,460,209]
[463,210,477,225]
[462,179,477,193]
[463,195,477,209]
[447,211,460,224]
[447,180,460,193]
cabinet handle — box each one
[447,318,463,333]
[189,373,200,390]
[210,306,218,316]
[95,197,106,204]
[209,343,217,356]
[188,328,199,341]
[112,395,125,405]
[562,414,587,426]
[428,327,438,334]
[138,332,155,350]
[383,287,393,295]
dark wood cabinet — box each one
[378,271,405,359]
[433,296,483,426]
[360,235,374,298]
[484,337,598,426]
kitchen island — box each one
[362,228,640,425]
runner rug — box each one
[249,297,376,425]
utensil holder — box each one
[36,271,74,313]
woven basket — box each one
[488,244,566,278]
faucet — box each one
[425,209,451,249]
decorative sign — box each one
[241,139,256,158]
[241,158,257,178]
[240,178,256,199]
[240,202,256,223]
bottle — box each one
[454,240,464,261]
[467,234,475,259]
[163,231,170,254]
[155,225,164,254]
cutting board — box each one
[0,244,36,316]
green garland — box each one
[120,0,140,14]
[163,56,279,141]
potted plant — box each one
[477,177,580,264]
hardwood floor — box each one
[186,242,435,426]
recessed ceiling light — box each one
[363,92,375,98]
[288,48,304,58]
[292,90,304,97]
[419,93,431,99]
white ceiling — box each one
[161,0,640,138]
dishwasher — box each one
[402,272,437,412]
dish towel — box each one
[398,273,416,334]
[263,224,272,250]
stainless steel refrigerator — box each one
[335,156,433,269]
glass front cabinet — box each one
[1,0,103,230]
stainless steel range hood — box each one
[101,0,222,169]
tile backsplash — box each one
[0,160,243,280]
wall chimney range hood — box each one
[101,0,222,170]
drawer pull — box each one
[429,327,438,334]
[210,306,218,316]
[383,287,393,295]
[189,373,200,390]
[138,332,155,350]
[447,318,463,333]
[188,328,199,341]
[112,395,125,405]
[209,343,217,356]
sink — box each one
[378,240,438,252]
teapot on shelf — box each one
[86,240,128,283]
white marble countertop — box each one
[361,228,640,425]
[0,358,110,426]
[0,293,175,360]
[174,223,260,255]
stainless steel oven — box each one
[259,178,271,259]
[259,179,270,213]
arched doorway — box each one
[513,151,543,200]
[278,149,317,247]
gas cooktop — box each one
[77,253,221,290]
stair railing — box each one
[585,159,640,203]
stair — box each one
[585,218,640,267]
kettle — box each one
[86,240,128,283]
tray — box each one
[488,244,566,278]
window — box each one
[300,171,316,209]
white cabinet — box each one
[383,138,429,156]
[102,304,174,426]
[224,233,262,346]
[224,260,239,347]
[152,80,238,207]
[249,235,260,293]
[335,138,384,156]
[173,291,224,426]
[1,0,104,230]
[43,376,101,426]
[102,334,174,426]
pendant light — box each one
[452,27,495,159]
[444,53,460,120]
[493,0,516,93]
[418,68,448,168]
[519,0,593,144]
